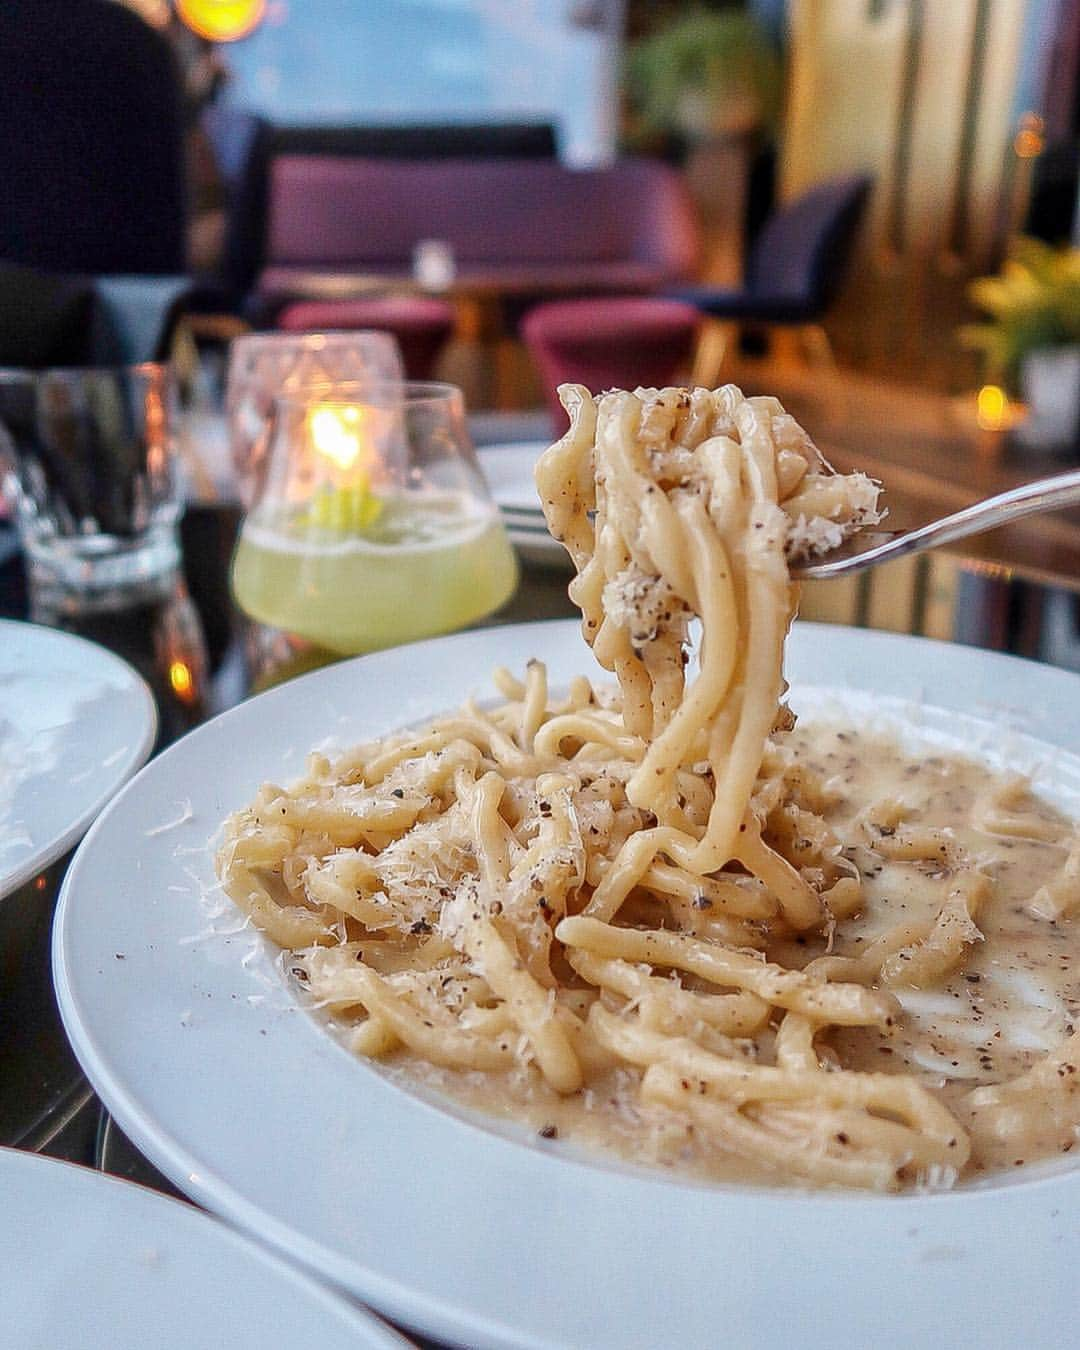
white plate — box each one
[466,443,573,569]
[0,1147,408,1349]
[54,622,1080,1350]
[0,620,156,899]
[477,442,548,514]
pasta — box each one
[218,384,1080,1191]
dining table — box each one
[3,388,1080,1348]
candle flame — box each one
[1013,112,1044,160]
[309,405,371,472]
[976,384,1008,432]
[169,660,196,703]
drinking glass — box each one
[225,331,404,504]
[0,365,182,621]
[230,381,519,655]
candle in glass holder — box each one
[225,330,404,505]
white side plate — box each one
[0,619,156,898]
[477,442,548,514]
[0,1147,409,1349]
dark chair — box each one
[670,174,872,375]
[273,295,457,381]
[0,0,187,276]
[522,297,700,433]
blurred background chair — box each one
[671,174,873,379]
[272,295,456,381]
[522,297,700,432]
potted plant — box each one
[961,236,1080,451]
[625,8,781,144]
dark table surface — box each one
[732,359,1080,594]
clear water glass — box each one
[0,365,183,621]
[230,381,518,655]
[225,331,404,504]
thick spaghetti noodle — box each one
[217,384,1080,1191]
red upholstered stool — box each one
[521,296,700,430]
[274,295,456,380]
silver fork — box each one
[792,468,1080,580]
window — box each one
[221,0,623,164]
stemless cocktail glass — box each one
[230,382,519,655]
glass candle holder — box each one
[230,381,518,655]
[225,330,404,505]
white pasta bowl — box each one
[53,620,1080,1350]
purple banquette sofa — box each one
[254,156,700,308]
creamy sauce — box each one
[380,723,1080,1189]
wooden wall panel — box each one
[780,0,1031,389]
